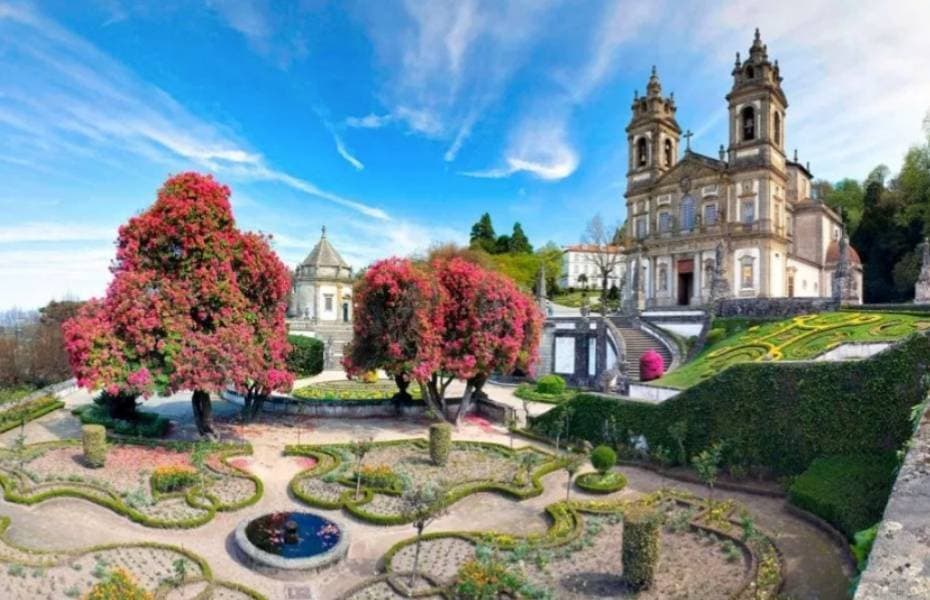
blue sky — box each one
[1,0,929,309]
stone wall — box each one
[714,297,839,318]
[855,406,930,599]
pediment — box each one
[653,153,726,190]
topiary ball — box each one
[590,445,617,474]
[536,374,566,395]
[639,350,665,382]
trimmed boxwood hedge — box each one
[575,471,627,493]
[287,335,324,377]
[532,332,930,475]
[0,395,64,433]
[73,403,170,438]
[788,453,898,540]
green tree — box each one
[469,213,497,253]
[509,223,533,254]
[493,234,511,254]
[692,442,725,500]
[823,178,865,235]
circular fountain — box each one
[235,511,348,571]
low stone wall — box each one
[221,389,512,423]
[855,407,930,599]
[715,297,839,318]
[21,379,77,402]
[626,384,680,404]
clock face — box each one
[679,176,691,192]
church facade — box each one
[622,30,862,308]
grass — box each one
[654,311,930,389]
[0,386,37,406]
[291,379,423,402]
[550,290,604,308]
[513,383,577,405]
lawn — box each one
[291,379,422,401]
[653,311,930,389]
[550,290,603,308]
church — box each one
[622,29,862,307]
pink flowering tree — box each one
[63,173,293,436]
[342,258,446,416]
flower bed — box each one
[291,380,423,402]
[575,471,627,493]
[0,515,266,599]
[286,439,560,525]
[343,491,783,599]
[0,440,262,528]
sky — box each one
[1,0,929,310]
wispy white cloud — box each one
[205,0,307,68]
[345,113,393,129]
[461,116,579,181]
[0,3,387,220]
[332,133,364,171]
[0,222,116,243]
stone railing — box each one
[715,297,839,318]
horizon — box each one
[2,0,930,310]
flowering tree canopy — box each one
[342,258,446,414]
[63,172,293,435]
[346,255,542,425]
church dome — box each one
[296,226,353,281]
[825,240,861,266]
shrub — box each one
[0,395,63,433]
[81,424,107,468]
[286,335,324,377]
[788,453,898,539]
[590,445,616,474]
[455,551,527,599]
[84,567,152,600]
[639,350,665,381]
[151,465,199,494]
[73,404,169,438]
[429,423,452,466]
[361,370,379,384]
[513,383,575,405]
[535,374,566,395]
[355,464,403,491]
[622,505,660,590]
[704,327,727,346]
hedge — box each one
[287,335,325,377]
[429,423,452,466]
[575,471,627,493]
[513,383,576,405]
[622,505,660,590]
[788,453,898,540]
[532,332,930,475]
[73,404,170,438]
[0,395,64,433]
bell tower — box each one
[626,66,681,191]
[726,29,788,167]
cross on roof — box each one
[683,130,694,151]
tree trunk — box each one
[106,392,138,420]
[409,525,424,588]
[419,381,452,424]
[453,379,477,427]
[191,389,215,437]
[393,375,413,402]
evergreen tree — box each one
[494,234,512,254]
[509,223,533,254]
[469,213,497,253]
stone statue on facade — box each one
[624,252,645,313]
[915,238,930,303]
[708,241,732,303]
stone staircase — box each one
[609,318,675,382]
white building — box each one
[287,227,353,323]
[560,244,626,290]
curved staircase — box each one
[608,318,675,382]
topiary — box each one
[639,350,665,382]
[81,424,107,468]
[85,568,152,600]
[429,422,452,466]
[536,374,566,395]
[622,505,660,590]
[590,445,617,474]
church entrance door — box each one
[677,259,694,306]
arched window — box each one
[774,112,781,145]
[664,138,673,167]
[741,106,755,141]
[746,65,755,79]
[680,195,695,230]
[636,138,648,167]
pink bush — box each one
[639,349,665,381]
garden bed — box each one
[0,439,262,528]
[343,491,783,599]
[0,394,64,434]
[575,471,627,493]
[291,380,422,402]
[513,383,577,405]
[286,438,561,525]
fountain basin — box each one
[235,511,348,571]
